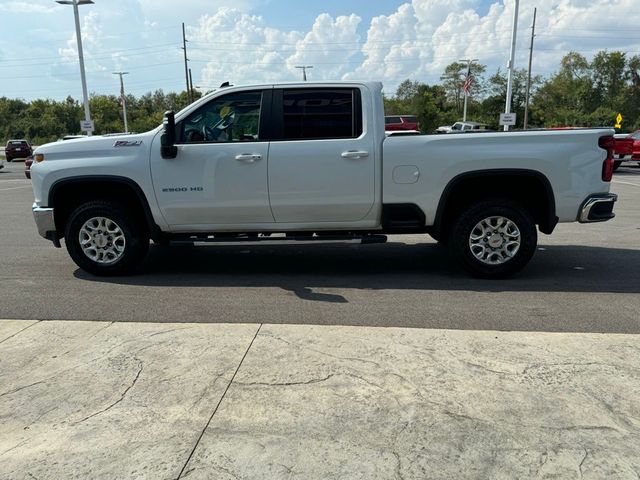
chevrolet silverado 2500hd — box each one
[30,82,617,278]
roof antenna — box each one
[220,81,232,88]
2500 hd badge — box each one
[162,186,203,193]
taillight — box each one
[599,135,615,182]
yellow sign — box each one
[615,113,623,129]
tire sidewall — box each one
[450,200,537,278]
[65,201,147,276]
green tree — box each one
[439,61,486,115]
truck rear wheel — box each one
[64,201,148,276]
[449,199,537,278]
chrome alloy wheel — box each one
[78,216,126,264]
[468,216,521,265]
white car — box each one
[31,81,617,278]
[436,121,491,134]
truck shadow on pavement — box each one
[76,242,640,295]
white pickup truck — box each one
[31,81,617,278]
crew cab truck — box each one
[30,82,617,278]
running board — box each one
[169,234,388,247]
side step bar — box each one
[169,234,388,247]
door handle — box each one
[235,153,262,162]
[341,150,369,159]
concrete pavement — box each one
[2,320,640,479]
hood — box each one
[34,131,156,160]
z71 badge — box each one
[114,140,143,147]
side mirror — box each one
[161,111,178,159]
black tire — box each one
[6,157,11,163]
[64,201,149,276]
[613,160,622,171]
[449,199,537,279]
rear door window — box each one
[278,88,362,140]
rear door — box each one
[267,87,376,223]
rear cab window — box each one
[273,88,363,140]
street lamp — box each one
[56,0,94,136]
[295,65,313,81]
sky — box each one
[0,0,639,101]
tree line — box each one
[385,50,640,134]
[0,90,202,145]
[1,49,639,145]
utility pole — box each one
[460,58,478,122]
[504,0,520,132]
[182,22,191,102]
[523,7,537,130]
[113,72,129,132]
[189,67,194,99]
[295,65,313,81]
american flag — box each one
[463,67,473,95]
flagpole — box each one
[460,59,478,122]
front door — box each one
[267,87,376,223]
[151,89,274,228]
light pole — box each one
[113,72,129,133]
[56,0,94,136]
[295,65,313,81]
[504,0,520,132]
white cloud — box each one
[0,2,60,14]
[340,0,640,92]
[56,11,107,75]
[2,0,640,100]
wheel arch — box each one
[48,175,161,240]
[433,169,558,239]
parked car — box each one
[385,115,420,131]
[627,130,640,162]
[5,140,33,162]
[435,121,492,134]
[613,134,634,171]
[24,155,34,179]
[30,81,617,278]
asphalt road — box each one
[1,159,639,333]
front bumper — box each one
[32,204,61,247]
[579,193,617,223]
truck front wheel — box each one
[64,201,149,276]
[449,199,537,278]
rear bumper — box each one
[578,193,617,223]
[32,204,61,247]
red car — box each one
[385,115,420,131]
[628,130,640,158]
[24,155,34,179]
[613,130,640,170]
[5,139,33,162]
